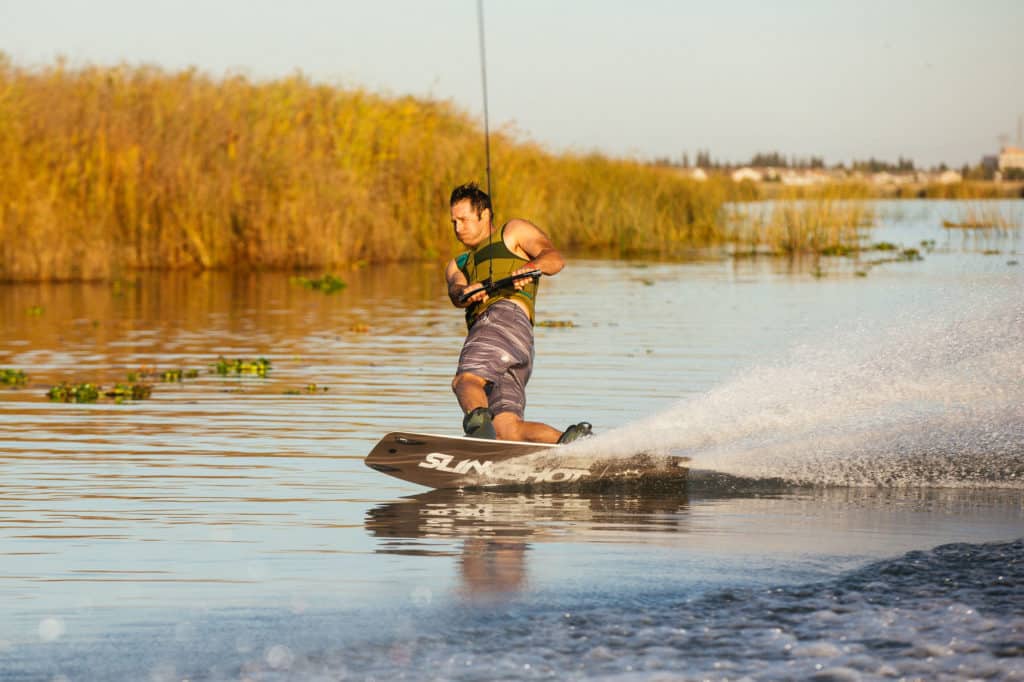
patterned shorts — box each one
[456,300,535,418]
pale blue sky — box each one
[2,0,1021,167]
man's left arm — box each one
[505,219,565,286]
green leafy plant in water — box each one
[1,369,28,386]
[47,382,153,403]
[159,368,200,382]
[284,384,330,395]
[47,383,102,403]
[818,244,857,257]
[212,357,271,376]
[106,383,153,402]
[537,320,576,328]
[291,274,347,294]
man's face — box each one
[451,199,492,248]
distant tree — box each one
[851,157,917,173]
[681,152,690,168]
[750,151,787,168]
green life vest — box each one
[457,224,539,329]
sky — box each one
[1,0,1022,168]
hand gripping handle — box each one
[458,269,542,304]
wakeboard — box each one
[365,431,689,491]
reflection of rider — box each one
[458,539,527,599]
[445,182,591,444]
[364,490,692,599]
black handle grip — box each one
[458,269,542,304]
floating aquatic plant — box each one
[292,274,347,294]
[126,367,200,382]
[106,383,153,402]
[537,320,576,328]
[47,383,102,403]
[1,369,28,386]
[47,382,153,403]
[160,368,200,382]
[284,384,330,395]
[212,357,271,377]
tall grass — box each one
[724,186,875,255]
[0,57,733,281]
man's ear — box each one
[481,207,492,224]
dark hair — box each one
[449,182,492,218]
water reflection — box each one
[366,489,691,598]
[0,200,1021,663]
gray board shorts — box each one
[456,299,534,418]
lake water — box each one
[1,199,1022,681]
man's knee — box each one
[452,372,486,394]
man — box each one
[445,182,591,444]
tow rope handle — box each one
[458,269,542,304]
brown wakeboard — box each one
[365,431,689,491]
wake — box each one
[563,286,1024,488]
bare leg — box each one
[492,412,562,444]
[452,372,489,414]
[454,372,563,443]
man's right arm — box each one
[446,259,487,308]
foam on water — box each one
[565,286,1024,488]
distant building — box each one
[780,170,830,186]
[731,167,763,183]
[998,146,1024,172]
[688,167,708,182]
[937,170,962,184]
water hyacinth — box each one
[284,384,330,395]
[212,357,271,377]
[105,383,153,402]
[46,383,102,403]
[46,382,153,403]
[291,274,347,294]
[1,369,28,386]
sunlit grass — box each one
[0,57,734,280]
[724,188,876,256]
[941,202,1021,230]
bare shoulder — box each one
[503,218,555,256]
[503,218,545,239]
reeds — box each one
[941,202,1021,230]
[0,57,733,280]
[724,187,875,256]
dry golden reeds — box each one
[724,187,875,256]
[0,57,732,280]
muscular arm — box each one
[504,219,566,282]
